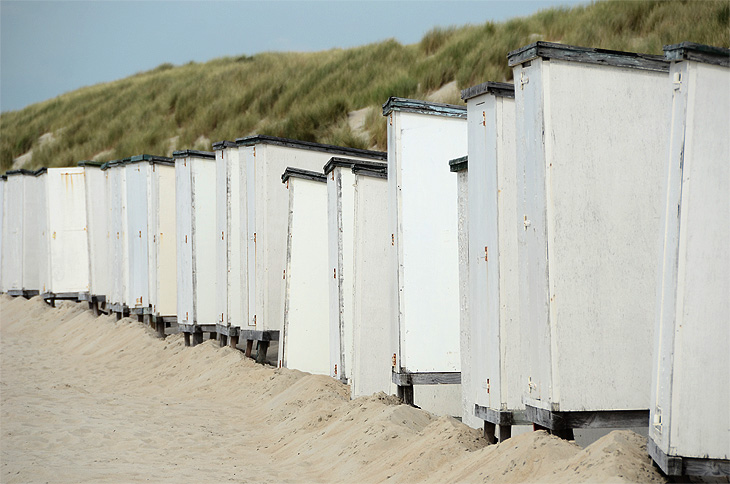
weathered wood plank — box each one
[382,97,467,118]
[461,81,515,101]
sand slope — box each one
[0,295,666,483]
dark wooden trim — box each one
[77,160,104,168]
[172,150,215,159]
[77,292,93,302]
[508,41,668,72]
[449,156,468,173]
[216,324,239,337]
[212,140,237,151]
[130,306,153,315]
[382,97,467,118]
[323,157,387,176]
[525,404,649,430]
[128,154,174,165]
[461,81,515,101]
[281,167,327,183]
[392,371,461,386]
[664,42,730,67]
[7,290,24,297]
[239,329,280,342]
[352,167,388,179]
[648,437,730,477]
[234,135,386,161]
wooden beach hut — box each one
[233,136,387,363]
[0,171,34,296]
[383,97,467,413]
[508,42,670,437]
[174,150,218,345]
[77,161,108,314]
[324,157,391,398]
[38,167,90,305]
[460,82,525,440]
[648,42,730,478]
[0,175,4,292]
[105,158,130,319]
[278,168,329,374]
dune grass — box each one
[1,0,728,171]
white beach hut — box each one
[508,42,670,437]
[211,141,245,348]
[324,157,392,398]
[648,42,730,478]
[460,82,525,441]
[0,175,5,291]
[77,161,108,314]
[22,169,44,298]
[383,97,467,413]
[278,167,329,374]
[105,158,130,318]
[1,171,29,296]
[124,154,176,330]
[38,167,90,304]
[174,150,218,346]
[233,135,387,364]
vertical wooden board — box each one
[84,167,109,297]
[351,173,393,397]
[225,149,243,326]
[327,168,342,378]
[544,60,669,411]
[665,61,730,459]
[215,149,228,326]
[396,111,465,373]
[36,173,49,294]
[387,112,403,371]
[125,163,150,308]
[340,169,356,381]
[515,59,553,407]
[155,164,177,316]
[455,168,474,425]
[46,168,89,294]
[244,146,257,328]
[236,146,249,329]
[193,158,218,325]
[282,177,330,375]
[176,157,194,324]
[22,174,41,291]
[3,176,24,291]
[0,178,4,290]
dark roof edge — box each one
[382,97,467,118]
[212,140,236,151]
[281,167,327,183]
[77,160,104,168]
[508,41,668,72]
[34,167,47,176]
[352,166,388,179]
[449,156,468,173]
[323,156,387,175]
[664,42,730,67]
[235,135,386,161]
[173,150,215,160]
[461,81,515,101]
[5,169,36,176]
[128,154,174,166]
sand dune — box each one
[0,295,666,483]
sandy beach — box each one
[1,295,666,483]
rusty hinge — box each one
[392,353,397,367]
[334,364,338,376]
[391,234,394,246]
[253,147,256,157]
[221,231,224,240]
[331,172,334,181]
[283,270,286,280]
[139,230,142,238]
[333,268,336,279]
[486,378,490,394]
[286,180,289,189]
[153,234,156,243]
[253,232,257,243]
[520,72,529,89]
[183,160,186,167]
[485,246,488,262]
[220,313,224,322]
[185,311,189,321]
[482,111,486,127]
[389,114,393,126]
[185,235,188,243]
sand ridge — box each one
[0,295,666,483]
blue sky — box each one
[0,1,585,113]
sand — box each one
[0,295,666,483]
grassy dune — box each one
[1,0,728,171]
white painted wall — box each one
[36,172,49,295]
[2,175,24,292]
[0,178,4,291]
[650,59,729,460]
[387,110,467,373]
[83,166,110,298]
[126,162,151,309]
[108,164,129,308]
[45,168,89,294]
[23,173,42,292]
[280,175,329,375]
[151,163,176,316]
[514,58,670,412]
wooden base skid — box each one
[41,291,81,307]
[648,437,730,477]
[392,371,461,406]
[8,289,40,298]
[474,405,531,444]
[525,404,649,431]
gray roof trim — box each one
[281,167,327,183]
[382,97,467,118]
[235,135,386,161]
[508,41,668,72]
[449,155,468,172]
[323,156,387,176]
[212,140,236,151]
[461,82,515,101]
[173,150,215,160]
[664,42,730,67]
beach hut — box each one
[460,82,525,440]
[234,135,387,363]
[105,159,130,319]
[38,167,90,305]
[1,171,30,295]
[278,168,329,374]
[174,150,218,346]
[0,175,4,291]
[20,169,44,299]
[35,169,49,302]
[383,98,467,412]
[77,161,108,315]
[508,42,670,437]
[324,157,391,398]
[124,154,176,331]
[210,141,245,348]
[648,42,730,478]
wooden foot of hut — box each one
[474,405,529,443]
[41,291,78,308]
[239,330,279,365]
[179,324,214,347]
[215,325,239,349]
[392,371,460,407]
[524,404,649,441]
[648,437,730,477]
